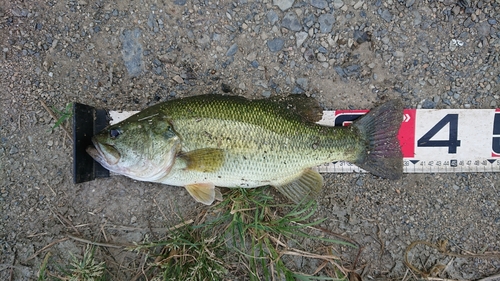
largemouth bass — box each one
[87,94,403,205]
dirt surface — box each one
[1,0,500,280]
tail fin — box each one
[353,100,403,180]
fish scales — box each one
[154,96,363,188]
[87,94,403,205]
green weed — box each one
[51,102,73,130]
[135,188,352,280]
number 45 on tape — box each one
[316,108,500,174]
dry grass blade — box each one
[68,234,127,249]
[26,237,69,261]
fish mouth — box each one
[86,138,121,166]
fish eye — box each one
[110,128,122,139]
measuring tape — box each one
[109,108,500,174]
[316,108,500,173]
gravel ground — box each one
[1,0,500,279]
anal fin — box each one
[274,169,324,204]
[185,183,217,205]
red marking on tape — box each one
[399,109,416,158]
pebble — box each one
[273,0,294,11]
[310,0,328,9]
[318,14,335,33]
[422,99,436,109]
[264,11,278,26]
[267,38,285,52]
[303,49,315,62]
[333,0,345,9]
[262,90,272,98]
[295,31,308,48]
[172,75,184,84]
[174,0,187,5]
[120,28,144,77]
[246,51,257,61]
[296,78,308,90]
[9,146,18,155]
[353,30,370,44]
[353,0,362,9]
[303,14,316,28]
[317,53,327,62]
[291,86,304,94]
[282,12,302,31]
[356,178,363,186]
[378,9,393,23]
[476,22,491,37]
[226,43,238,57]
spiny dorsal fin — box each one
[185,183,216,205]
[274,169,324,204]
[270,95,323,123]
[178,148,224,172]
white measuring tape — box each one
[110,108,500,174]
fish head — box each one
[87,113,181,182]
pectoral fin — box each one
[178,148,224,173]
[185,183,218,205]
[274,169,324,203]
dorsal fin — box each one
[270,95,323,123]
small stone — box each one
[353,0,362,9]
[246,52,257,61]
[267,10,279,25]
[356,178,363,186]
[295,31,308,48]
[296,78,308,90]
[172,75,184,84]
[47,140,53,147]
[158,53,177,64]
[353,30,370,44]
[291,86,304,94]
[226,43,238,57]
[412,10,422,26]
[318,14,335,33]
[406,0,415,7]
[267,38,285,52]
[378,9,393,23]
[333,0,345,9]
[303,49,315,62]
[198,34,211,45]
[317,53,327,62]
[282,12,302,31]
[120,28,144,77]
[344,65,360,76]
[262,90,272,98]
[463,18,474,28]
[491,100,497,107]
[174,0,187,5]
[476,21,491,37]
[273,0,294,11]
[310,0,328,9]
[422,100,436,109]
[9,146,18,155]
[394,51,404,57]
